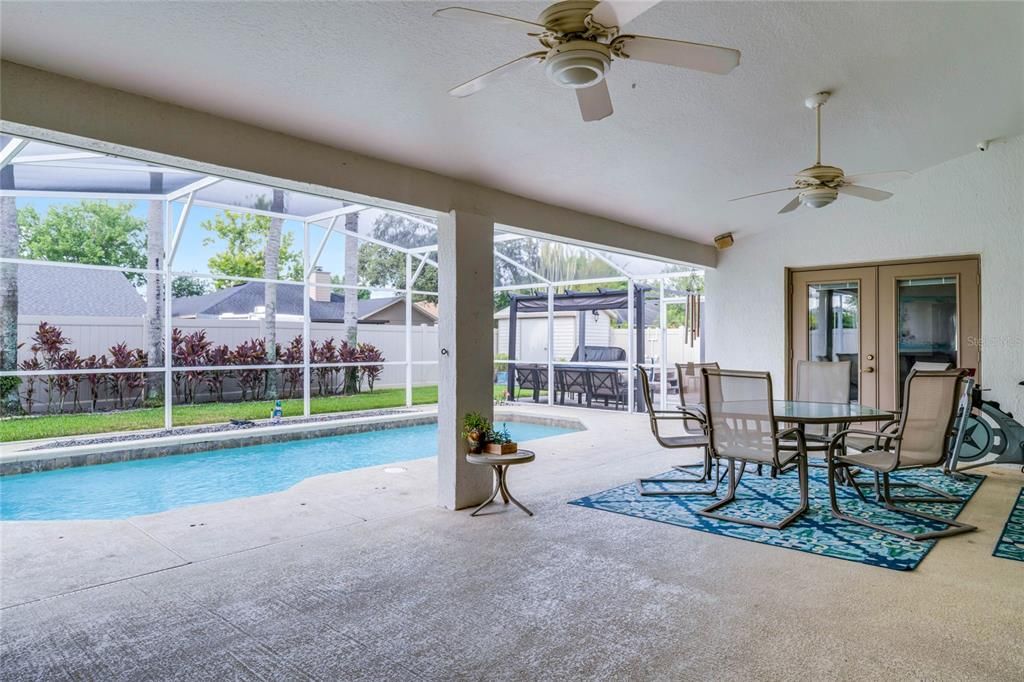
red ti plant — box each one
[203,344,231,402]
[357,343,385,393]
[339,340,360,395]
[231,338,268,401]
[30,321,71,413]
[82,354,109,412]
[53,349,84,413]
[173,329,212,404]
[107,342,148,408]
[18,357,43,414]
[279,335,304,398]
[312,337,339,396]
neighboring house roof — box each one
[17,263,146,317]
[172,281,437,324]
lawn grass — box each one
[0,385,516,443]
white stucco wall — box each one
[705,136,1024,415]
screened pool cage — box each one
[0,135,703,430]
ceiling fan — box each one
[730,92,910,214]
[433,1,741,122]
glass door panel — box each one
[877,259,980,410]
[791,267,877,408]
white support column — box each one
[302,222,312,417]
[162,199,173,430]
[405,252,413,407]
[627,278,636,413]
[659,279,668,410]
[547,284,555,406]
[437,210,494,510]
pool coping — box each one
[0,407,585,475]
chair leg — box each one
[828,464,976,541]
[853,471,965,504]
[636,448,719,496]
[698,457,808,530]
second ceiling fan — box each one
[433,1,741,122]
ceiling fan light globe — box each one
[545,41,610,89]
[799,187,838,209]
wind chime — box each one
[684,291,701,348]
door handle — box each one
[863,367,875,374]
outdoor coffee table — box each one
[467,449,536,517]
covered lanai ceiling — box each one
[1,1,1021,244]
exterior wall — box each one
[705,136,1024,415]
[495,312,614,361]
[609,328,703,366]
[363,303,435,326]
[16,316,439,389]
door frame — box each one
[785,255,981,402]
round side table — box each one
[466,449,536,517]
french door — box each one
[790,258,980,411]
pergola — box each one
[0,135,703,423]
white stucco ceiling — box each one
[1,1,1021,245]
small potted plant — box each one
[484,424,518,455]
[462,412,491,454]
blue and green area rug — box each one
[569,467,984,571]
[993,487,1024,562]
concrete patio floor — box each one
[1,405,1022,680]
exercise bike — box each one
[948,381,1024,474]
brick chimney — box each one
[309,268,332,303]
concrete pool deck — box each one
[1,405,1022,680]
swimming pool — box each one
[0,421,578,521]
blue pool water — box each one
[0,422,577,521]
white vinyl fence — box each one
[16,316,439,411]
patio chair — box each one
[587,369,628,410]
[826,369,976,541]
[514,365,548,402]
[698,368,810,530]
[556,367,589,406]
[674,362,719,428]
[634,365,719,496]
[793,360,851,453]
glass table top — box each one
[684,401,894,424]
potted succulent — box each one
[461,412,491,454]
[484,424,518,455]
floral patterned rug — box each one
[569,466,984,571]
[993,487,1024,562]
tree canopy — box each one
[19,201,147,283]
[201,210,302,287]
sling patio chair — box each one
[698,368,810,530]
[634,365,719,496]
[826,369,977,541]
[792,360,852,454]
[674,361,719,428]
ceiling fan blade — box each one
[728,187,798,202]
[778,195,802,214]
[433,7,544,31]
[838,184,893,202]
[447,52,546,98]
[843,170,911,186]
[613,34,741,74]
[589,1,662,31]
[576,80,614,122]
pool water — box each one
[0,421,577,521]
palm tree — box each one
[262,189,285,400]
[342,210,360,394]
[144,172,164,404]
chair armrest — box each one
[675,407,707,422]
[828,427,900,456]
